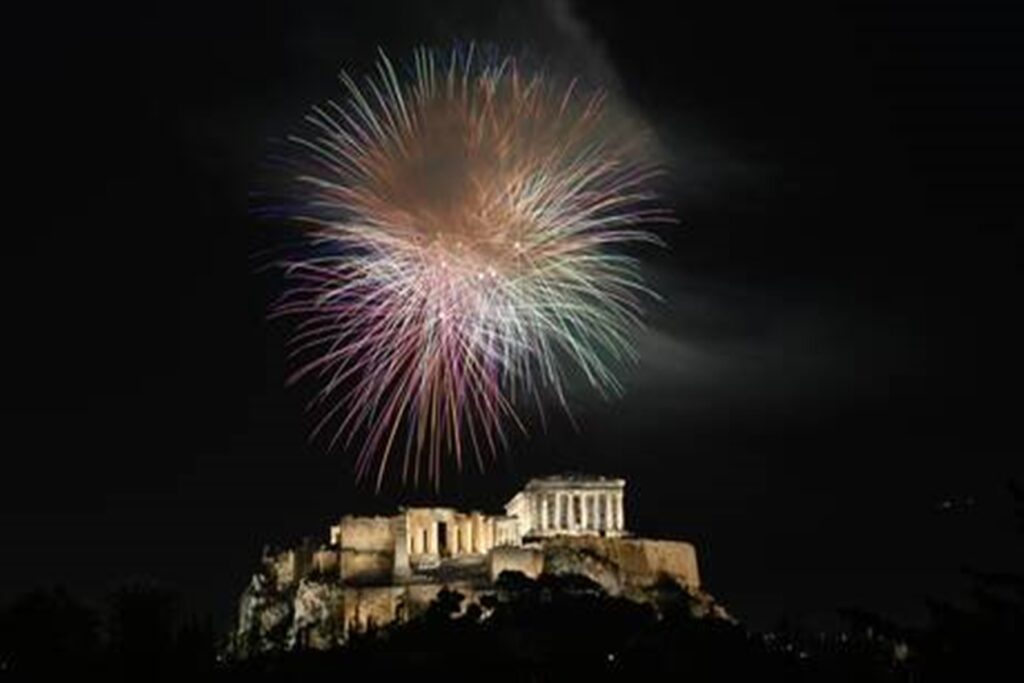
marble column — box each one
[617,493,625,532]
[429,521,439,554]
[532,493,540,536]
[394,515,411,579]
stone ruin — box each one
[231,474,726,655]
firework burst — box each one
[271,46,669,488]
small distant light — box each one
[607,653,616,662]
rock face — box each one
[541,537,700,592]
[490,537,701,597]
[229,475,729,656]
[290,579,345,650]
[492,537,727,620]
[231,573,487,658]
[235,573,292,656]
[231,535,726,657]
[235,573,348,657]
[537,538,730,620]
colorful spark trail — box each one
[272,46,670,488]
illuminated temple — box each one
[339,474,629,582]
[234,475,714,653]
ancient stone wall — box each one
[489,546,544,581]
[340,549,393,584]
[541,537,700,592]
[340,586,402,633]
[336,516,395,584]
[236,534,712,657]
[234,478,714,657]
[337,516,394,551]
[633,539,700,588]
[312,548,339,577]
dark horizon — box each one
[2,0,1021,635]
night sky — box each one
[2,1,1021,632]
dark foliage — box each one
[0,581,215,680]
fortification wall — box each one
[340,549,393,584]
[238,533,710,656]
[489,546,544,581]
[335,516,396,584]
[632,539,700,588]
[337,516,395,552]
[312,549,339,577]
[541,537,700,591]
